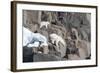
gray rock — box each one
[33,53,62,62]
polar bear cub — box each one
[40,21,50,29]
[50,33,66,52]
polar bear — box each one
[49,33,66,52]
[23,27,48,47]
[40,21,50,29]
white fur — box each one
[23,27,48,47]
[40,21,50,29]
[50,33,66,52]
[27,42,39,47]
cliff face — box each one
[23,10,91,62]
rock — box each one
[48,24,67,40]
[76,40,91,59]
[48,43,62,57]
[39,29,49,40]
[48,42,66,58]
[58,42,67,57]
[68,54,80,60]
[39,46,49,54]
[33,53,62,62]
[23,46,33,62]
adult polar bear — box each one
[50,33,66,57]
[23,27,48,48]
